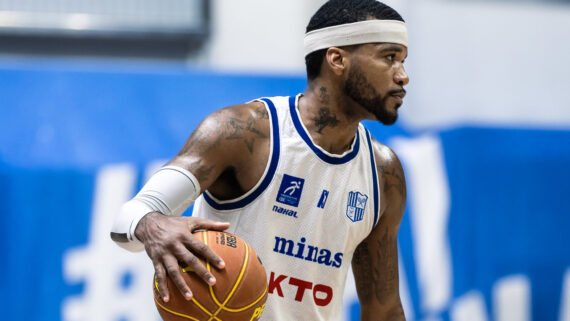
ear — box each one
[324,47,349,76]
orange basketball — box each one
[153,230,268,321]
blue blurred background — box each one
[1,1,569,321]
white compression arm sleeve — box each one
[110,165,201,252]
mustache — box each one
[388,88,406,95]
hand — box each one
[135,212,230,302]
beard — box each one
[343,65,400,125]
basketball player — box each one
[111,0,408,319]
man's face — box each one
[343,43,408,125]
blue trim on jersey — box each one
[365,129,380,227]
[288,95,360,165]
[202,98,280,210]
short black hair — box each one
[305,0,404,80]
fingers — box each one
[182,231,227,270]
[153,262,171,302]
[175,244,216,287]
[146,217,231,304]
[185,218,229,269]
[163,255,194,301]
[153,248,214,303]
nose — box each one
[394,64,409,86]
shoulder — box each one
[189,101,271,150]
[206,100,269,132]
[370,137,405,188]
[174,100,271,163]
[369,139,403,178]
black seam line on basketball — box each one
[209,239,250,319]
[110,232,129,242]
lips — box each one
[389,89,406,105]
[389,90,406,99]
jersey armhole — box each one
[365,129,380,229]
[202,98,281,210]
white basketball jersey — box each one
[192,95,381,321]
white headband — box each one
[303,20,408,56]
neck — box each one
[299,80,366,155]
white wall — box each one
[202,0,570,130]
[402,0,570,130]
[202,0,326,73]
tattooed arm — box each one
[169,101,270,198]
[352,141,407,320]
[134,101,271,302]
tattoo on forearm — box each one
[354,231,405,319]
[353,241,373,303]
[373,229,399,303]
[375,247,406,320]
[354,233,400,303]
[358,231,405,319]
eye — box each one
[386,54,395,61]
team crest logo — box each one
[276,174,305,207]
[346,191,368,222]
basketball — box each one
[153,230,268,321]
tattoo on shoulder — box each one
[224,108,268,154]
[178,103,269,158]
[178,120,223,156]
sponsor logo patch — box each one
[276,174,305,207]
